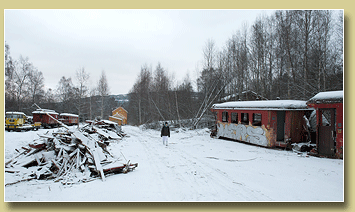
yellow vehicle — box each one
[5,112,38,131]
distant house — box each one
[220,90,268,102]
[109,107,128,125]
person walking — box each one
[161,122,170,146]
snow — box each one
[212,100,309,110]
[4,125,343,202]
[32,109,59,115]
[5,112,26,115]
[308,90,343,103]
[60,113,79,117]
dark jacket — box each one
[161,125,170,137]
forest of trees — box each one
[5,10,343,127]
[128,10,343,127]
[5,43,117,121]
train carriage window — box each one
[241,113,249,125]
[253,113,262,126]
[222,111,229,123]
[231,113,238,124]
[321,110,331,126]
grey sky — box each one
[5,9,273,94]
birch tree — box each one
[76,67,90,121]
[97,70,110,119]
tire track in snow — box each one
[124,126,272,201]
[170,145,272,201]
[122,127,171,201]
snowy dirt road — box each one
[4,125,343,201]
[120,126,271,201]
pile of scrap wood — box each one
[5,126,138,186]
[83,119,126,143]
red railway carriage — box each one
[211,100,313,148]
[307,90,343,159]
[32,109,59,128]
[59,113,79,126]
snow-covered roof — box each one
[212,100,309,110]
[60,113,79,117]
[32,109,58,115]
[308,90,343,104]
[113,107,128,113]
[6,112,26,116]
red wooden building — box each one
[32,109,59,128]
[307,90,343,159]
[211,100,312,148]
[59,113,79,126]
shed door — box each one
[318,108,336,156]
[277,111,285,141]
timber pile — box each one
[82,119,126,143]
[5,127,137,186]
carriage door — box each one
[318,108,336,156]
[277,111,285,141]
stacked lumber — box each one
[5,127,137,186]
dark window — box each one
[241,113,249,125]
[321,110,331,126]
[222,111,229,122]
[231,113,238,124]
[253,113,262,126]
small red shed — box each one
[211,100,313,148]
[307,90,343,159]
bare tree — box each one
[97,70,110,119]
[28,68,45,105]
[76,67,90,121]
[13,56,33,111]
[128,64,153,125]
[5,43,17,110]
[203,39,217,71]
[151,63,171,121]
[57,76,76,112]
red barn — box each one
[32,109,59,128]
[307,90,343,159]
[211,100,312,148]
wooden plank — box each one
[51,159,62,170]
[56,147,63,160]
[76,149,80,169]
[92,147,105,181]
[92,126,110,139]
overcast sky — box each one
[5,9,274,95]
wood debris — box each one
[5,126,137,186]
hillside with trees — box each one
[5,10,343,127]
[127,10,343,127]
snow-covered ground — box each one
[4,125,343,202]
